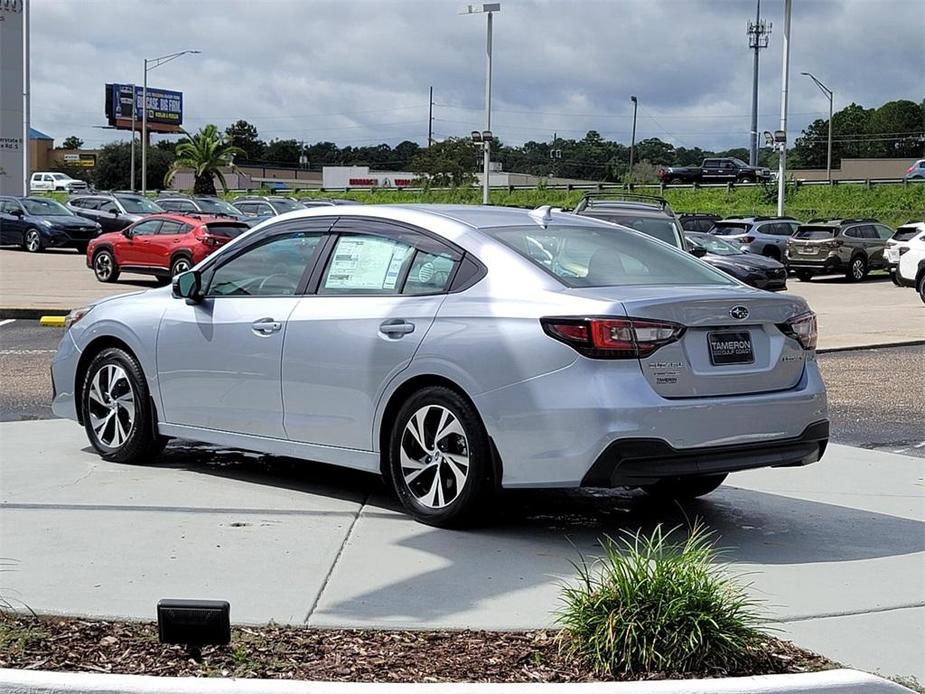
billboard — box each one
[0,0,25,195]
[105,83,183,132]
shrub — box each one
[557,523,764,677]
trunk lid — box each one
[566,285,809,397]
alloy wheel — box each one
[852,258,865,280]
[400,405,470,509]
[87,364,135,449]
[95,253,113,281]
[171,258,191,276]
[25,230,41,252]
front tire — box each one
[796,270,813,282]
[23,228,43,253]
[847,255,868,282]
[389,387,493,527]
[642,473,728,501]
[81,348,166,463]
[93,249,120,283]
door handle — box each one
[252,318,282,335]
[380,319,415,336]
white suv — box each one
[29,172,88,193]
[894,221,925,302]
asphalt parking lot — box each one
[3,318,922,455]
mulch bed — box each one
[0,613,834,682]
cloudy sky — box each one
[30,0,924,156]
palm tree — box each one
[164,125,244,195]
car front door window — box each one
[207,231,324,297]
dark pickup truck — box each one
[657,158,771,185]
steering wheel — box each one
[257,273,298,293]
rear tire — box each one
[796,271,813,282]
[846,255,868,282]
[93,249,120,283]
[642,473,728,501]
[81,347,166,463]
[668,177,683,185]
[918,273,925,305]
[170,255,192,277]
[388,386,493,527]
[763,246,781,262]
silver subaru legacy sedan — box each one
[51,204,828,526]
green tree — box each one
[410,137,478,186]
[868,99,925,158]
[265,139,302,166]
[163,125,244,195]
[59,135,84,150]
[225,120,265,161]
[94,141,173,191]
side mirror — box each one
[690,247,707,258]
[10,208,24,217]
[173,270,202,304]
[122,227,134,238]
[107,208,120,216]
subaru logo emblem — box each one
[729,306,749,320]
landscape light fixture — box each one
[157,599,230,659]
[459,3,500,205]
[801,71,834,182]
[141,49,201,195]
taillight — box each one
[778,311,817,351]
[541,317,685,359]
[899,246,909,256]
[738,236,755,243]
[196,227,224,247]
[908,166,916,173]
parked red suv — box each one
[86,213,250,283]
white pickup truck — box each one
[29,171,89,193]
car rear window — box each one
[892,226,922,242]
[484,224,734,288]
[794,227,837,240]
[582,214,683,248]
[205,222,249,238]
[712,222,751,235]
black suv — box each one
[573,193,686,249]
[154,194,255,224]
[67,192,164,232]
[786,218,894,282]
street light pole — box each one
[141,49,200,196]
[776,0,792,217]
[130,83,136,191]
[801,72,834,182]
[460,3,500,205]
[629,96,638,182]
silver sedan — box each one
[52,204,828,526]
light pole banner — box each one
[0,0,25,195]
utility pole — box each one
[22,0,31,194]
[747,0,771,167]
[428,86,434,147]
[776,0,792,217]
[628,96,638,181]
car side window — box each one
[320,234,415,295]
[874,225,893,240]
[206,231,324,297]
[235,203,254,215]
[857,225,877,239]
[256,203,274,216]
[843,227,859,238]
[157,221,188,235]
[403,248,460,295]
[130,220,162,236]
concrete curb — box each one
[0,308,70,320]
[816,339,925,354]
[0,669,913,694]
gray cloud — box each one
[30,0,925,153]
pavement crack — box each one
[768,602,925,624]
[303,490,369,625]
[63,463,98,488]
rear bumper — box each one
[786,257,843,273]
[581,420,828,487]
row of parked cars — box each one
[2,191,923,301]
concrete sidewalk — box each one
[1,248,923,350]
[0,419,922,682]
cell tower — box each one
[747,0,772,166]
